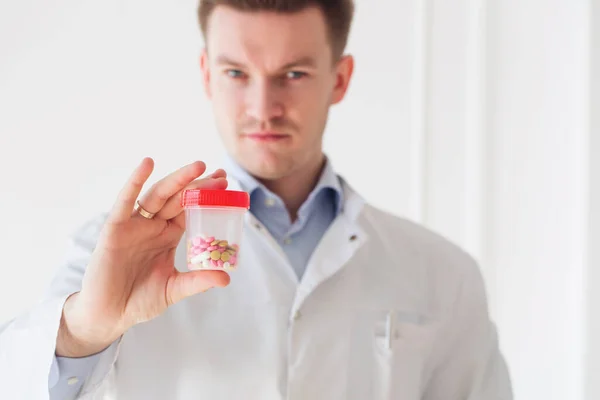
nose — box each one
[245,79,284,122]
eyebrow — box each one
[215,55,318,69]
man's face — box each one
[200,5,353,180]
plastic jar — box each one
[181,189,250,271]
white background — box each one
[0,1,596,399]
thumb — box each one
[166,270,231,305]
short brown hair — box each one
[197,0,355,60]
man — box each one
[0,1,513,399]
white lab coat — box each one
[0,177,512,400]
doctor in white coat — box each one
[0,1,513,399]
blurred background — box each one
[0,0,596,399]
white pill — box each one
[191,251,211,264]
[223,262,230,269]
[202,260,211,268]
[190,254,204,264]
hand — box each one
[57,158,230,357]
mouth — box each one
[242,132,291,142]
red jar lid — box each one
[181,189,250,209]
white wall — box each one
[484,1,589,399]
[405,0,590,398]
[0,1,594,399]
[586,0,599,397]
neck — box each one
[259,154,326,221]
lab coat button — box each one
[294,311,302,321]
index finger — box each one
[108,157,155,224]
[155,168,228,221]
[136,161,207,217]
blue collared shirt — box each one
[223,155,344,279]
[49,155,343,399]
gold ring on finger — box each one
[134,201,156,219]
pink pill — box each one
[232,244,239,250]
[229,256,237,265]
[211,259,219,267]
[198,244,209,251]
[193,246,204,254]
[192,237,203,246]
[217,260,224,267]
[207,245,218,251]
[205,236,215,243]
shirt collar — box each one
[222,155,261,195]
[222,154,344,215]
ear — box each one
[331,55,354,105]
[200,48,212,99]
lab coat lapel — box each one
[228,178,299,285]
[292,177,369,312]
[227,176,369,311]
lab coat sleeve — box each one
[423,258,514,400]
[0,214,120,400]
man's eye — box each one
[226,70,245,79]
[286,71,308,80]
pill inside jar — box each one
[181,189,250,271]
[187,236,240,271]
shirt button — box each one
[294,310,302,321]
[265,198,276,207]
[67,377,79,385]
[283,237,292,245]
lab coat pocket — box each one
[372,310,437,400]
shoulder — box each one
[357,202,486,314]
[361,204,476,268]
[339,176,481,283]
